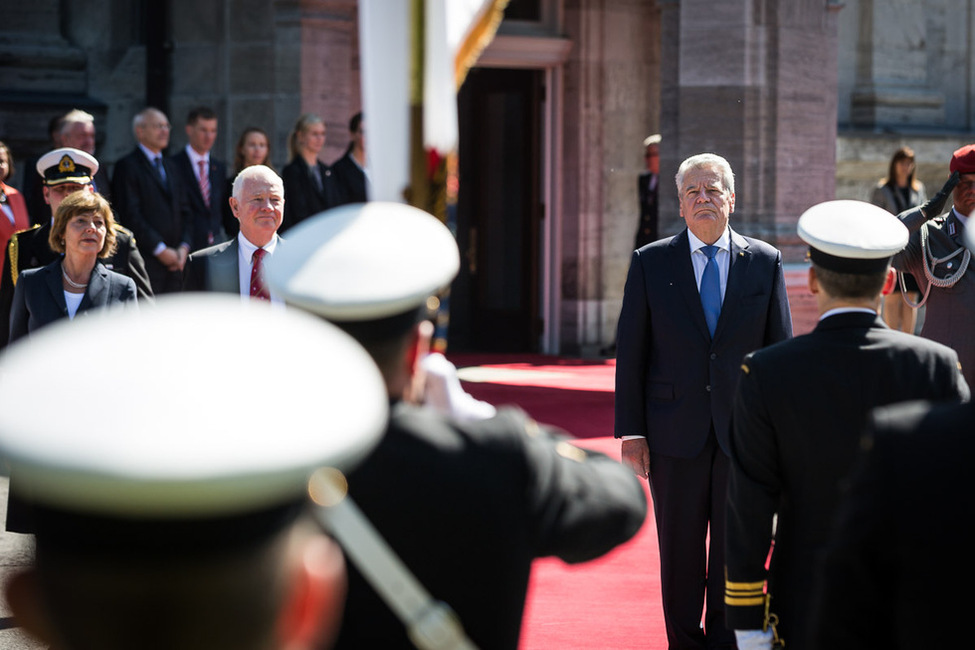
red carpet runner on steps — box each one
[447,354,667,649]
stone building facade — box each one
[1,0,973,353]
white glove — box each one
[734,628,774,650]
[420,353,497,421]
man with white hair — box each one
[182,165,284,299]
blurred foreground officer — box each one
[808,400,975,649]
[724,200,969,650]
[267,203,648,649]
[0,147,152,348]
[0,295,389,650]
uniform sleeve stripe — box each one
[725,580,765,592]
[725,595,766,607]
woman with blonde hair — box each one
[9,191,137,342]
[281,113,340,232]
[870,146,927,333]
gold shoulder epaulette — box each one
[8,224,42,287]
[740,362,750,374]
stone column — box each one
[659,0,841,263]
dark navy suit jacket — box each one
[169,149,228,252]
[8,259,137,343]
[614,227,793,458]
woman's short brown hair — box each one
[49,191,118,259]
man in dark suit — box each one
[111,107,194,294]
[893,144,975,386]
[635,133,660,249]
[183,166,283,299]
[808,398,975,649]
[330,112,368,205]
[724,200,969,650]
[267,202,648,649]
[615,152,793,649]
[169,106,228,251]
[0,147,153,349]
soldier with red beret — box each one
[892,144,975,386]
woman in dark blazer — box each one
[280,113,340,233]
[9,191,137,343]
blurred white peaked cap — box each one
[0,294,388,518]
[266,202,460,322]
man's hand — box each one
[734,629,774,650]
[621,438,650,479]
[156,247,180,271]
[176,245,190,271]
[920,171,961,219]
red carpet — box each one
[447,354,667,649]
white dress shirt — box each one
[236,231,283,304]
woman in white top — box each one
[9,191,136,343]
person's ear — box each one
[807,266,819,294]
[278,536,347,650]
[881,267,897,296]
[4,568,55,646]
[229,197,241,221]
[402,320,434,405]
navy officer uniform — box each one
[725,200,970,650]
[267,202,648,649]
[0,148,153,349]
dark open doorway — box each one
[450,68,543,352]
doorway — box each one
[450,68,544,352]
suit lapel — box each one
[209,239,241,294]
[79,263,109,311]
[43,261,68,316]
[670,230,712,341]
[139,149,171,197]
[714,229,751,339]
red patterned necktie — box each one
[198,159,211,208]
[250,248,270,300]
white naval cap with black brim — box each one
[0,294,388,556]
[266,202,461,341]
[797,199,909,274]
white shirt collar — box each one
[238,231,279,259]
[952,208,969,227]
[138,143,163,162]
[687,227,731,254]
[185,145,210,169]
[819,306,877,321]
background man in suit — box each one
[635,133,661,250]
[170,106,227,250]
[725,200,969,650]
[182,165,283,300]
[893,145,975,386]
[615,152,793,649]
[330,112,368,205]
[0,295,389,650]
[267,202,648,649]
[0,147,153,349]
[111,107,193,294]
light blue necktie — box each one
[700,245,721,336]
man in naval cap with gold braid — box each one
[724,200,969,650]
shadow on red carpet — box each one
[447,353,667,649]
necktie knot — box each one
[702,244,718,260]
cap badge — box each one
[58,155,76,173]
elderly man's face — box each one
[678,164,734,245]
[61,122,96,155]
[231,175,284,248]
[136,111,171,153]
[952,172,975,217]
